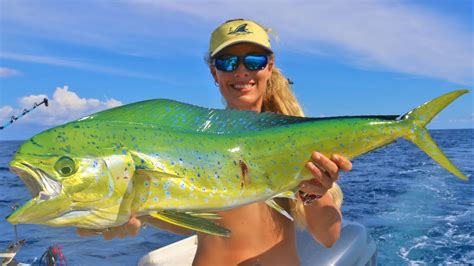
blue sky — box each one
[0,0,472,140]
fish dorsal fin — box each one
[79,99,315,134]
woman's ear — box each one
[210,66,218,83]
[267,58,274,73]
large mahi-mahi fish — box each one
[6,90,469,236]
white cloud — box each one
[19,94,48,107]
[1,1,471,84]
[0,67,21,77]
[151,1,472,85]
[448,113,474,123]
[2,86,123,126]
[104,98,122,108]
[0,52,166,81]
[0,105,14,122]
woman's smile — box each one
[230,81,256,92]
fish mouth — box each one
[9,161,61,202]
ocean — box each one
[1,129,472,265]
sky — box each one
[0,0,472,140]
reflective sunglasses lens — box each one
[244,55,268,70]
[215,56,238,72]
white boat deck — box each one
[139,221,377,266]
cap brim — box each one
[211,39,273,57]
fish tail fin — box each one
[401,90,469,181]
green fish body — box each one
[6,90,469,236]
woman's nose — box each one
[233,62,249,78]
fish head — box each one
[6,125,136,229]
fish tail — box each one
[400,90,469,180]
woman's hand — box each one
[298,152,352,198]
[76,215,143,240]
[298,152,352,247]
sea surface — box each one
[1,129,473,265]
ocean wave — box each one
[397,169,424,175]
[398,236,429,263]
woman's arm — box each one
[298,152,352,248]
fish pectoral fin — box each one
[135,169,183,179]
[185,212,222,220]
[149,210,230,237]
[131,151,182,178]
[265,199,294,221]
[264,190,296,220]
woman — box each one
[78,19,352,265]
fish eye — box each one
[54,156,76,177]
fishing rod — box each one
[0,98,49,130]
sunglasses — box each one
[214,54,268,72]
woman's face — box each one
[211,43,273,112]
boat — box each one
[139,221,377,266]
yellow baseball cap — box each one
[209,19,272,57]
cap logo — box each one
[228,23,252,36]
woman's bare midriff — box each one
[193,201,301,266]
